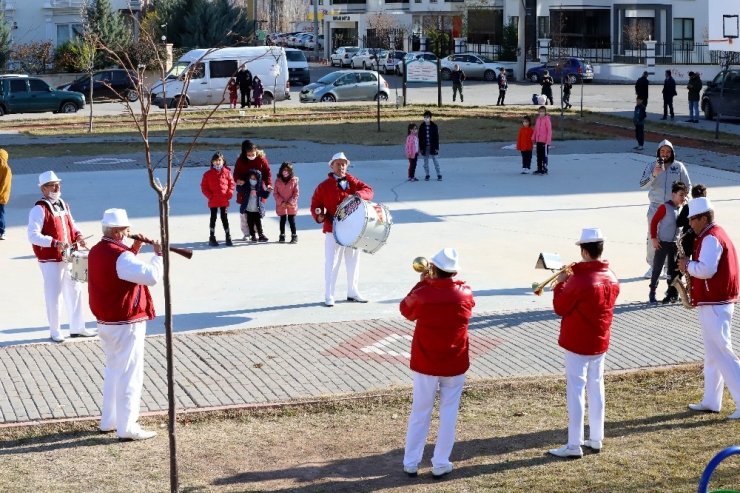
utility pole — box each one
[313,0,320,60]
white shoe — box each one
[431,463,453,479]
[548,445,583,458]
[403,465,418,477]
[70,328,98,338]
[347,295,369,303]
[583,440,602,452]
[643,267,653,279]
[50,334,65,343]
[0,233,5,240]
[727,410,740,420]
[521,168,530,174]
[324,297,335,307]
[118,429,157,441]
[688,402,719,413]
[242,234,249,241]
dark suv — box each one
[0,76,85,116]
[701,69,740,120]
[58,69,139,102]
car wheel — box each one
[0,106,4,117]
[263,92,274,105]
[529,73,539,83]
[484,70,495,81]
[567,74,578,84]
[362,61,367,70]
[60,102,78,113]
[704,101,715,121]
[125,89,139,102]
[320,94,336,102]
[374,92,388,102]
[172,95,188,108]
[440,68,452,80]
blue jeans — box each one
[689,100,699,121]
[0,203,5,235]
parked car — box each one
[303,34,324,51]
[330,46,360,67]
[441,53,514,81]
[526,57,594,83]
[57,69,139,102]
[285,48,310,86]
[299,70,390,103]
[397,51,438,75]
[702,69,740,120]
[378,50,406,75]
[350,48,384,70]
[293,33,313,48]
[0,76,85,116]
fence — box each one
[541,42,718,65]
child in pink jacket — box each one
[274,162,299,243]
[405,123,420,182]
[532,106,552,175]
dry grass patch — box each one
[0,365,738,492]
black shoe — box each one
[208,236,219,247]
[660,116,667,120]
[279,234,286,243]
[225,234,233,246]
[437,175,442,181]
[661,295,678,304]
[250,235,257,243]
[649,292,658,304]
[424,175,430,181]
[533,170,543,175]
[258,234,269,242]
[290,235,298,244]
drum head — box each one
[334,197,367,247]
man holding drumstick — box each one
[88,208,162,441]
[310,152,373,307]
[27,170,96,342]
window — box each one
[358,72,376,83]
[93,71,112,82]
[550,9,610,48]
[623,17,655,50]
[189,63,205,80]
[9,79,26,93]
[537,16,550,38]
[209,60,238,78]
[673,18,694,50]
[29,79,49,92]
[56,23,83,46]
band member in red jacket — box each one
[400,248,475,479]
[88,209,163,441]
[27,170,96,342]
[549,228,620,458]
[310,152,373,307]
[678,198,740,420]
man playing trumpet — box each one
[548,228,620,458]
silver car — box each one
[299,70,390,103]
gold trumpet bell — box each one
[412,257,429,273]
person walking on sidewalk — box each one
[419,110,442,181]
[639,139,691,277]
[200,152,235,247]
[548,228,620,458]
[236,66,253,108]
[88,208,162,441]
[274,162,299,243]
[678,198,740,420]
[532,106,552,175]
[310,152,373,307]
[633,96,647,151]
[496,67,508,106]
[661,70,677,120]
[686,71,703,123]
[562,80,573,109]
[27,171,96,342]
[0,148,11,240]
[405,123,420,181]
[451,64,465,103]
[635,70,650,109]
[401,248,475,479]
[540,70,554,105]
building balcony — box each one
[44,0,83,8]
[1,1,16,11]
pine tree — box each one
[86,0,131,50]
[0,11,11,69]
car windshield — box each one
[316,72,344,84]
[166,62,190,80]
[286,51,306,62]
[476,55,495,63]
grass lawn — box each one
[1,365,738,492]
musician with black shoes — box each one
[310,152,373,307]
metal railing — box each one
[541,42,717,65]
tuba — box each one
[672,231,693,309]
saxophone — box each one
[672,231,694,309]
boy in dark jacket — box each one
[661,70,677,120]
[633,96,647,151]
[237,169,270,242]
[686,71,702,123]
[419,110,441,181]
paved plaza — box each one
[1,136,739,425]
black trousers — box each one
[209,207,229,234]
[279,215,296,235]
[497,90,506,105]
[246,211,263,236]
[240,87,251,108]
[635,124,645,146]
[650,241,678,297]
[521,150,532,169]
[542,90,553,105]
[663,97,674,118]
[408,155,418,178]
[536,143,549,172]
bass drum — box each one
[333,195,392,254]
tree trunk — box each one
[88,74,94,133]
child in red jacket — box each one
[516,115,534,174]
[227,78,238,108]
[200,152,235,246]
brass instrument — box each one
[672,231,693,309]
[532,263,576,296]
[412,256,432,275]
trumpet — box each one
[412,256,432,275]
[532,263,575,296]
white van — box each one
[150,46,290,108]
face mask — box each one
[213,165,223,171]
[423,117,430,123]
[48,192,60,201]
[539,113,545,117]
[246,153,256,160]
[249,179,257,186]
[282,171,290,178]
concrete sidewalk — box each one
[1,303,735,425]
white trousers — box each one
[697,304,740,411]
[98,321,147,436]
[565,350,606,448]
[324,233,360,301]
[38,261,85,338]
[403,372,465,469]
